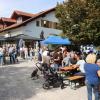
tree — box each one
[55,0,100,45]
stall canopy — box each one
[42,36,71,45]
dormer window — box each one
[17,17,22,23]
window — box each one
[41,20,59,29]
[43,20,47,27]
[17,17,22,23]
[48,21,52,28]
[36,21,40,26]
[53,22,59,29]
[41,20,49,28]
[41,20,44,27]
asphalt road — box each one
[0,59,88,100]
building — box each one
[0,7,62,38]
[0,7,62,47]
[0,10,35,30]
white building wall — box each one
[23,11,62,38]
[10,27,23,36]
[42,11,58,22]
[0,27,23,37]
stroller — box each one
[42,64,66,89]
[31,62,48,79]
[31,62,42,80]
[31,62,66,89]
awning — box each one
[42,36,71,45]
[0,36,6,41]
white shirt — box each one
[76,60,85,73]
[9,47,14,53]
[42,50,48,56]
[43,56,50,65]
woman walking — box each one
[84,53,100,100]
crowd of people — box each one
[0,44,18,65]
[39,46,87,72]
[0,44,35,65]
[0,43,100,100]
[37,46,100,100]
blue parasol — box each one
[42,36,71,45]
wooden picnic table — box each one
[60,65,77,71]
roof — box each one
[11,10,36,19]
[5,34,43,41]
[0,7,56,32]
[0,36,6,41]
[1,23,21,30]
[0,17,16,23]
[0,25,3,28]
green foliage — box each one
[55,0,100,46]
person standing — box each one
[42,47,48,63]
[24,46,28,60]
[73,52,86,76]
[84,53,100,100]
[0,46,3,66]
[38,48,42,62]
[3,46,7,65]
[62,49,71,67]
[29,47,34,61]
[8,45,14,64]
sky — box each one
[0,0,64,18]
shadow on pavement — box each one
[4,58,27,66]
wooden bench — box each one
[66,75,85,89]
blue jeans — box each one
[9,53,15,64]
[0,55,3,65]
[86,83,99,100]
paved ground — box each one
[0,59,89,100]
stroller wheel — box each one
[61,83,66,89]
[43,82,50,89]
[53,82,60,88]
[36,75,39,79]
